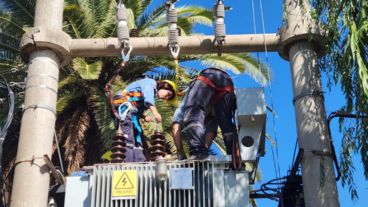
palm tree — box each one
[0,0,270,205]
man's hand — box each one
[144,116,152,122]
[149,105,162,123]
[154,113,162,122]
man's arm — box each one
[148,105,161,122]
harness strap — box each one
[197,75,234,102]
[131,114,143,145]
[118,103,143,145]
[127,91,143,97]
[113,91,143,107]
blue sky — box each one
[150,0,367,206]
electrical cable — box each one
[259,0,282,190]
[291,137,298,169]
[0,74,14,141]
[250,0,280,185]
[53,132,65,174]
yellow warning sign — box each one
[111,170,137,199]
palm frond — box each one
[93,0,114,23]
[122,0,153,20]
[86,86,116,149]
[63,0,97,38]
[136,0,153,18]
[0,12,27,34]
[94,0,117,37]
[72,58,103,80]
[58,75,79,89]
[176,18,193,35]
[137,3,166,31]
[150,6,212,28]
[62,107,90,173]
[0,32,20,63]
[1,0,35,27]
[199,53,270,86]
[140,24,167,37]
[57,88,84,113]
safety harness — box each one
[197,75,234,103]
[113,90,145,145]
[113,91,143,108]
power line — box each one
[251,0,282,189]
[259,0,282,182]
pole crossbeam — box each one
[69,34,280,57]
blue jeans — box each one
[121,111,145,162]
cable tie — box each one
[14,156,45,166]
[26,74,58,82]
[23,104,57,115]
[25,84,58,94]
[292,91,324,105]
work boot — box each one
[177,153,187,160]
[187,151,209,161]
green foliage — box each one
[310,0,368,200]
[72,58,103,80]
[199,53,270,86]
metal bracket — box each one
[169,44,180,59]
[311,150,334,159]
[292,90,324,105]
[20,27,71,66]
[121,42,133,62]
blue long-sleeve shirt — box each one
[125,78,157,107]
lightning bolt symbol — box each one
[122,177,127,186]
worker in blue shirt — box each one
[113,78,178,162]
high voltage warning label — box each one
[111,170,137,199]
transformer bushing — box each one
[111,123,127,163]
[150,131,166,160]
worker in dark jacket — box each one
[172,92,225,160]
[113,78,177,162]
[182,68,237,159]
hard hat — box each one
[161,80,178,99]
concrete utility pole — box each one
[10,0,70,206]
[279,0,340,206]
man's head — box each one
[157,80,177,100]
